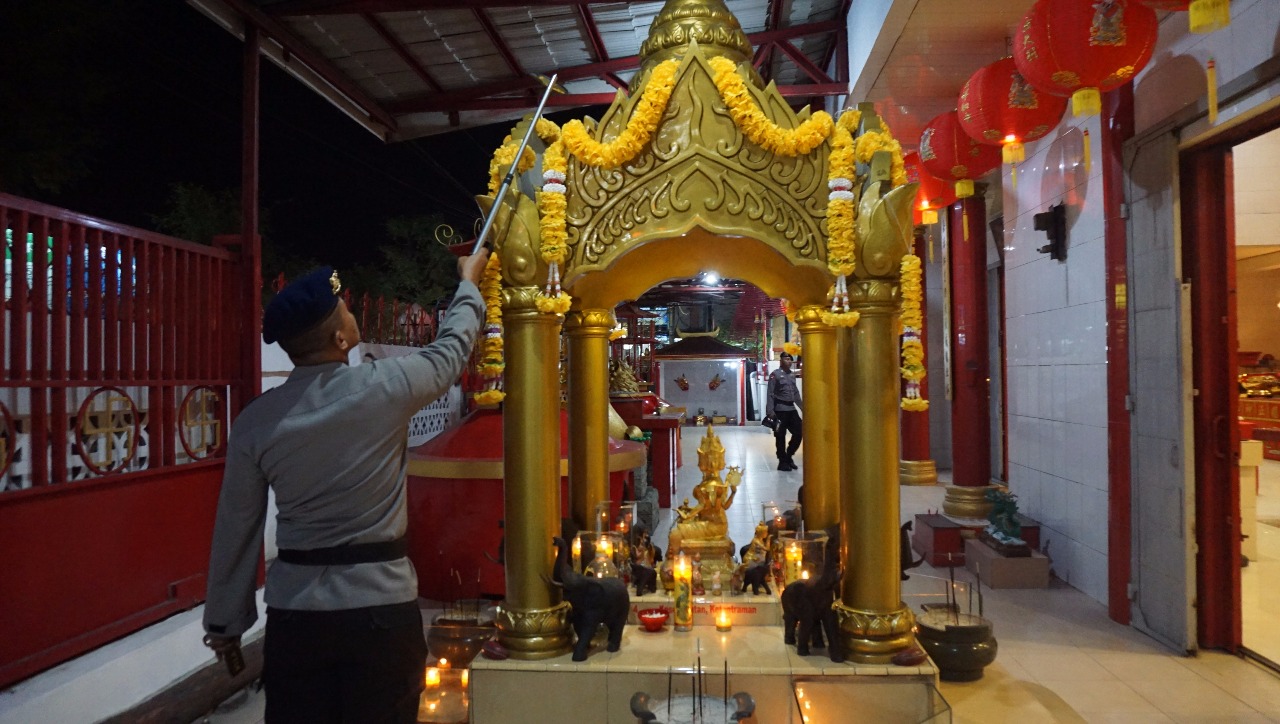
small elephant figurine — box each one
[631,562,658,596]
[740,561,772,595]
[780,530,844,662]
[552,537,630,661]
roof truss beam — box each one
[270,0,692,13]
[402,84,847,112]
[361,12,443,92]
[387,20,842,114]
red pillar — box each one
[1102,86,1134,625]
[901,226,937,485]
[237,25,263,416]
[944,194,992,517]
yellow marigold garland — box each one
[473,253,506,405]
[609,326,627,342]
[487,135,537,196]
[899,254,928,411]
[708,56,833,156]
[783,342,802,358]
[821,109,860,328]
[561,60,680,169]
[536,137,572,314]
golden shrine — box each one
[478,0,919,666]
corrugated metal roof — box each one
[201,0,850,140]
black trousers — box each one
[773,409,803,459]
[263,601,427,724]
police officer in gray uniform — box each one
[202,250,487,723]
[766,351,803,471]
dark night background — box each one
[2,0,601,277]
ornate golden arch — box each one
[482,0,920,665]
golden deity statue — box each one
[666,429,739,579]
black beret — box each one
[263,266,342,344]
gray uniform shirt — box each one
[766,367,802,415]
[203,281,483,638]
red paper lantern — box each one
[1136,0,1230,32]
[904,151,956,225]
[1014,0,1159,116]
[958,57,1068,165]
[918,111,1002,199]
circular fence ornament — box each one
[75,387,141,475]
[178,386,226,460]
[0,401,15,480]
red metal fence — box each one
[0,193,248,687]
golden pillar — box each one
[795,305,839,530]
[565,308,613,531]
[835,281,915,662]
[497,289,572,659]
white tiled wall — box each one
[1134,0,1280,136]
[1002,111,1110,605]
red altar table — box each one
[611,395,683,508]
[405,407,645,600]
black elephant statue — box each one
[780,531,844,662]
[740,561,772,595]
[552,536,630,661]
[631,562,658,596]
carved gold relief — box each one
[563,46,828,285]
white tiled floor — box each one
[198,427,1280,723]
[1244,459,1280,669]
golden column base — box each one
[834,602,916,664]
[943,484,995,519]
[899,459,938,486]
[495,602,573,660]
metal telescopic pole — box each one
[471,73,561,255]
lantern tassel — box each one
[1207,58,1219,125]
[1190,0,1230,33]
[1010,162,1017,190]
[1083,129,1091,174]
[1002,142,1025,165]
[955,179,974,199]
[1072,88,1102,117]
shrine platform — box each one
[469,624,942,723]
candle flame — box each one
[801,569,810,580]
[438,658,449,668]
[426,667,441,687]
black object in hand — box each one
[222,642,246,677]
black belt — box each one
[277,536,408,566]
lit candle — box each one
[785,541,802,585]
[800,569,810,581]
[715,606,732,632]
[673,552,693,632]
[461,669,469,688]
[572,536,582,571]
[598,537,613,559]
[425,667,441,687]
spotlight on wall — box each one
[1033,203,1068,261]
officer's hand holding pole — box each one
[458,248,490,286]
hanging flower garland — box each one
[899,254,927,411]
[487,135,536,196]
[783,342,803,358]
[536,137,573,313]
[821,109,861,328]
[853,119,909,188]
[707,56,834,156]
[609,325,627,342]
[561,60,681,169]
[473,253,506,406]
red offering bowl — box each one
[638,608,669,632]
